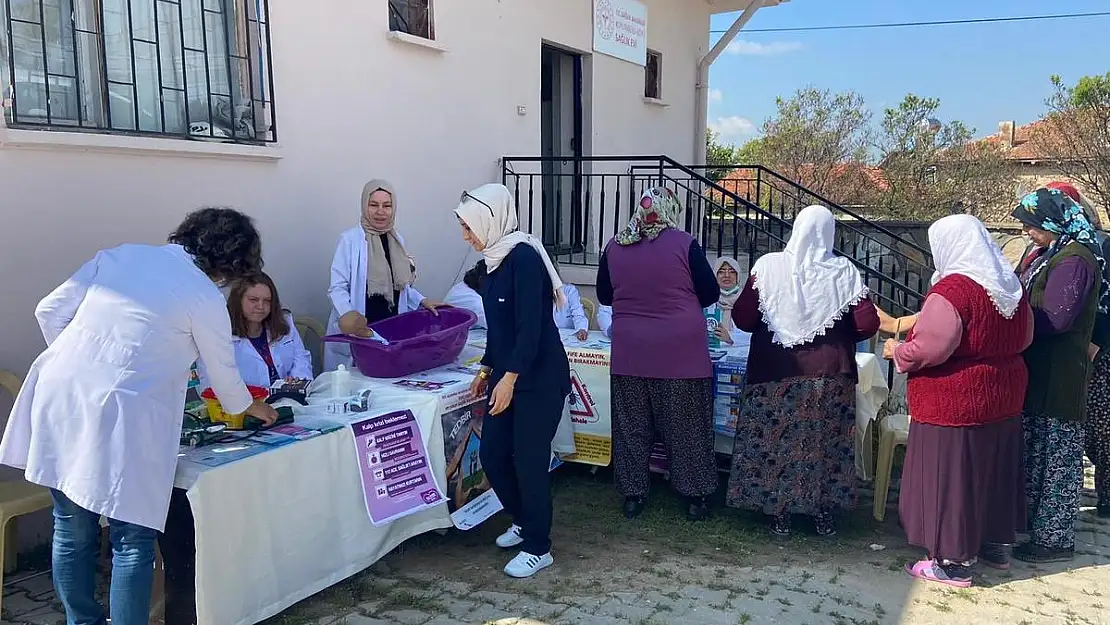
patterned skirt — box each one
[726,375,857,517]
[1086,350,1110,500]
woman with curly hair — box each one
[0,207,278,625]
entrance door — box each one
[540,45,584,256]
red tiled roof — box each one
[977,119,1064,161]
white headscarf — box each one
[928,214,1023,319]
[750,205,868,348]
[713,257,743,332]
[455,183,567,308]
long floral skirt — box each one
[1025,412,1085,550]
[1086,350,1110,502]
[726,375,857,517]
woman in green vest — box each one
[1011,187,1109,563]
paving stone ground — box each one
[3,465,1109,625]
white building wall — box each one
[0,0,709,382]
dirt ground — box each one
[3,464,1108,625]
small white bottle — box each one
[333,364,351,398]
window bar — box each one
[174,0,191,137]
[3,0,17,122]
[124,0,141,129]
[152,0,166,132]
[198,3,214,137]
[68,0,84,126]
[240,0,258,137]
[218,2,235,137]
[96,0,113,128]
[259,0,275,140]
[36,0,53,122]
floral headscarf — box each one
[1012,187,1109,313]
[615,187,681,246]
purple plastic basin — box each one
[323,307,478,378]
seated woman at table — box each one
[457,183,570,579]
[444,260,488,329]
[597,186,720,521]
[885,214,1031,587]
[198,272,313,388]
[550,261,590,340]
[726,205,879,537]
[325,179,441,370]
[706,257,752,351]
[597,305,613,337]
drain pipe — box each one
[694,0,766,168]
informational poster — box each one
[349,409,445,526]
[705,304,722,349]
[440,392,499,529]
[563,346,613,466]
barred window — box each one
[388,0,432,40]
[644,49,661,100]
[2,0,277,143]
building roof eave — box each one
[706,0,790,14]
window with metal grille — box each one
[2,0,277,143]
[644,49,661,100]
[388,0,433,40]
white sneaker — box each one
[495,524,523,548]
[504,550,553,578]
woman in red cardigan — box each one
[885,215,1033,587]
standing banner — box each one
[439,384,501,529]
[564,342,613,466]
[349,409,445,526]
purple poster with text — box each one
[349,409,445,526]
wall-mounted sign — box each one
[593,0,647,66]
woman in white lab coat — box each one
[706,257,751,351]
[552,284,590,340]
[597,305,613,337]
[0,208,277,625]
[444,260,488,329]
[199,272,313,388]
[325,179,440,370]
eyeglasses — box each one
[460,191,495,216]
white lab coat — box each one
[325,227,425,371]
[597,305,613,337]
[443,282,487,329]
[197,312,313,389]
[0,244,251,531]
[552,284,589,332]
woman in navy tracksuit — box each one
[455,183,570,579]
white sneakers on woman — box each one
[495,524,523,548]
[495,524,553,578]
[504,551,554,578]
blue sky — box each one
[707,0,1110,146]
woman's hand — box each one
[882,338,901,360]
[489,373,518,416]
[714,325,734,345]
[575,329,589,341]
[1090,343,1101,362]
[338,311,373,337]
[244,400,279,426]
[420,299,443,316]
[470,368,489,398]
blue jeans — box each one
[51,490,157,625]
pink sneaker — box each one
[905,559,972,588]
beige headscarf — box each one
[360,180,414,301]
[713,257,743,332]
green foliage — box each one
[705,128,742,180]
[1039,73,1110,212]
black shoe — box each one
[813,511,837,537]
[686,497,710,521]
[1097,502,1110,518]
[979,543,1012,570]
[770,514,792,537]
[622,496,647,519]
[1013,543,1074,564]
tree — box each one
[874,94,1016,221]
[756,87,874,203]
[705,128,742,181]
[1034,73,1110,212]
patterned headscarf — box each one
[1012,187,1109,313]
[615,187,681,246]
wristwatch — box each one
[478,366,491,380]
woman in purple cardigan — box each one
[596,187,721,521]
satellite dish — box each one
[918,118,942,133]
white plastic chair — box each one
[872,413,910,522]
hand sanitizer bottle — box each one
[333,364,351,398]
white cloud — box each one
[726,40,803,56]
[709,89,723,103]
[709,116,756,138]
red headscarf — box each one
[1046,181,1081,203]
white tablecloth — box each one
[174,389,451,625]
